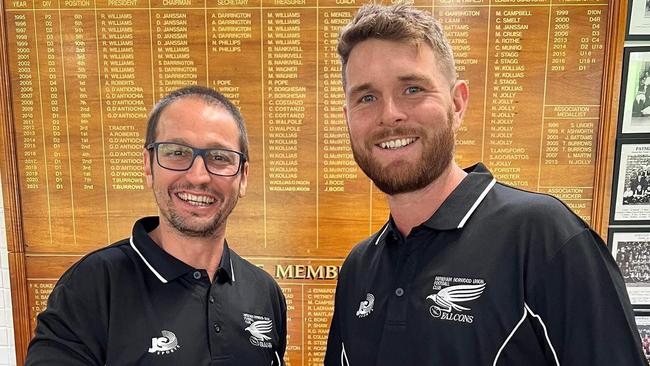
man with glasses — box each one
[26,86,287,365]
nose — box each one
[379,97,407,126]
[185,155,212,184]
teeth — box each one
[379,138,416,149]
[177,192,215,206]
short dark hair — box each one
[144,86,249,163]
[337,4,455,87]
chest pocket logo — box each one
[426,278,486,324]
[147,330,180,355]
[356,293,375,318]
[243,313,274,348]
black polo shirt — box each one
[325,163,645,366]
[26,217,286,366]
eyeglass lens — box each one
[156,143,241,176]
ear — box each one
[343,104,349,128]
[143,148,153,188]
[238,162,249,198]
[451,80,469,132]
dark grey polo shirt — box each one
[325,163,645,366]
[26,217,286,366]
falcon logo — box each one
[243,313,274,348]
[426,276,486,324]
[356,293,375,318]
[147,330,180,355]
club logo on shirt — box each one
[147,330,180,355]
[425,276,486,324]
[356,293,375,318]
[243,313,274,348]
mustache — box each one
[368,126,423,144]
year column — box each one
[539,0,609,223]
[6,0,52,246]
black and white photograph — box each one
[609,229,650,306]
[627,0,650,40]
[611,141,650,223]
[619,48,650,134]
[635,314,650,363]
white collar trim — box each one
[457,178,496,229]
[129,236,168,283]
[374,223,390,246]
[230,257,236,282]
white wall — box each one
[0,178,17,366]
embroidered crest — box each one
[356,293,375,318]
[426,276,486,324]
[147,330,181,355]
[243,313,274,348]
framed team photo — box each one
[619,48,650,135]
[627,0,650,40]
[634,312,650,363]
[609,228,650,306]
[610,140,650,224]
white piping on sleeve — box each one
[341,342,350,366]
[274,350,281,365]
[524,303,560,366]
[374,223,390,246]
[492,306,527,366]
[492,303,561,366]
[458,178,496,228]
[129,237,168,283]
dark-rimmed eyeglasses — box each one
[146,142,246,177]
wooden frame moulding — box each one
[0,0,31,363]
[593,0,628,238]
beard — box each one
[153,182,239,238]
[351,108,456,195]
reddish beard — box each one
[351,108,456,195]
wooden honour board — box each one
[0,0,627,364]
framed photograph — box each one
[619,48,650,135]
[627,0,650,40]
[634,312,650,363]
[610,140,650,224]
[609,228,650,306]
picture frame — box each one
[618,48,650,136]
[634,311,650,362]
[610,140,650,224]
[609,228,650,306]
[627,0,650,40]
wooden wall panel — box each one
[0,0,626,364]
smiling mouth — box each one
[377,137,417,150]
[176,192,216,207]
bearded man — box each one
[325,4,645,366]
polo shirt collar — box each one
[130,216,235,284]
[425,162,496,230]
[381,163,496,240]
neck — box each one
[149,219,226,282]
[387,163,467,237]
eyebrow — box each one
[347,82,373,98]
[164,138,192,145]
[347,73,435,97]
[162,139,230,150]
[397,73,433,84]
